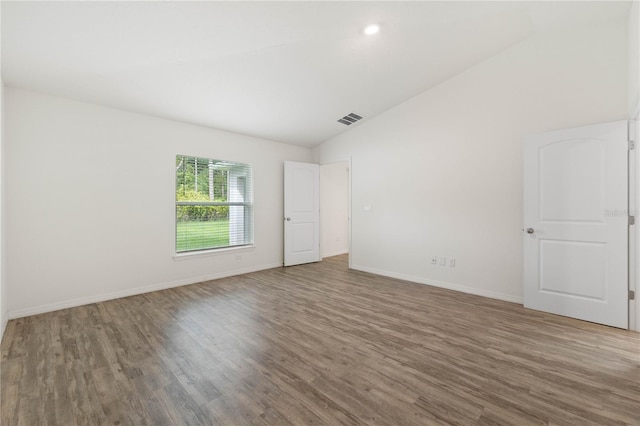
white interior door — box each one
[284,161,320,266]
[523,121,628,329]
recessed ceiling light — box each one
[363,24,380,35]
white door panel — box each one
[523,121,628,329]
[284,161,320,266]
[539,139,604,222]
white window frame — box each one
[175,155,254,254]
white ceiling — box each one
[1,1,632,147]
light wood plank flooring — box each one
[1,255,639,425]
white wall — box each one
[320,161,349,258]
[629,1,639,114]
[4,87,311,318]
[313,20,628,303]
[0,81,5,341]
[0,2,7,342]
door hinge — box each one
[630,216,636,226]
[630,140,636,150]
[630,290,636,300]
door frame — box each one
[320,157,352,270]
[629,106,639,332]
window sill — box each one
[173,245,256,261]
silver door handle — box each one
[285,217,291,221]
[526,228,534,234]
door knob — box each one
[285,217,291,221]
[526,228,534,234]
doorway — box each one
[320,161,350,263]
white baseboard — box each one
[322,249,348,259]
[7,261,523,320]
[0,312,8,344]
[351,264,523,304]
[7,262,282,320]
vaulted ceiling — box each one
[1,1,632,147]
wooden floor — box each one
[1,255,639,425]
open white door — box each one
[523,121,628,329]
[284,161,320,266]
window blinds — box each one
[175,155,253,252]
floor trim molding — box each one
[7,262,282,320]
[0,313,8,344]
[322,249,348,259]
[351,263,523,304]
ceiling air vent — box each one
[337,112,363,126]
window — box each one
[175,155,253,253]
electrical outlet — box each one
[439,256,446,266]
[448,257,455,267]
[431,256,437,264]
